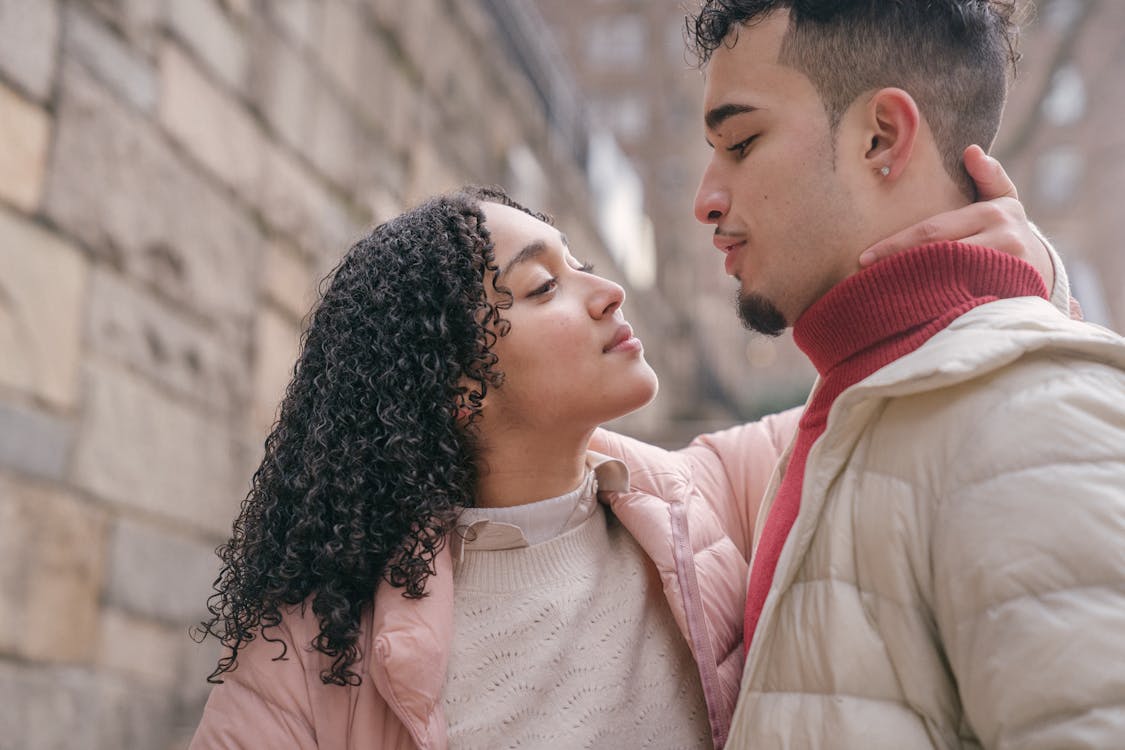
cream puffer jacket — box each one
[724,297,1125,749]
[190,408,800,750]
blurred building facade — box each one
[993,0,1125,333]
[0,0,691,746]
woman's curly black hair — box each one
[194,186,551,686]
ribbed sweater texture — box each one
[743,242,1048,654]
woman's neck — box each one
[473,427,593,509]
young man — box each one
[682,1,1125,747]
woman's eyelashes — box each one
[727,134,758,158]
[526,260,595,298]
[528,277,558,297]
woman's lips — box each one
[604,323,642,353]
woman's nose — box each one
[590,276,625,319]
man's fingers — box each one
[964,144,1018,202]
[859,208,984,266]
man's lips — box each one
[714,235,747,277]
[604,322,641,353]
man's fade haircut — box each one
[688,0,1022,199]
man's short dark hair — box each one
[688,0,1022,198]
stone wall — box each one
[0,0,677,746]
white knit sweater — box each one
[444,472,712,749]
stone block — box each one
[362,0,402,33]
[264,238,317,321]
[0,662,97,750]
[0,206,88,407]
[258,139,364,258]
[307,86,365,191]
[71,362,246,537]
[82,267,252,415]
[93,670,177,750]
[84,0,167,57]
[44,62,263,323]
[0,663,176,750]
[247,22,316,154]
[251,306,302,438]
[397,0,440,78]
[97,607,182,685]
[353,35,397,131]
[104,516,221,624]
[315,0,369,104]
[168,0,249,92]
[267,0,318,49]
[0,82,51,211]
[0,402,72,481]
[175,625,224,724]
[158,40,264,200]
[0,0,59,100]
[382,62,419,159]
[63,2,158,113]
[0,474,107,663]
[404,137,462,205]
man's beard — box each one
[737,290,787,337]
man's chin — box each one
[737,291,787,337]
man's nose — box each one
[694,166,729,225]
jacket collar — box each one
[367,452,630,746]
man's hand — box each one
[858,145,1054,291]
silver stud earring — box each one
[880,166,891,177]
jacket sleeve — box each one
[189,624,319,750]
[590,406,800,559]
[1035,223,1081,319]
[675,407,800,559]
[930,366,1125,749]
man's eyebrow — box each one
[704,103,759,133]
[499,233,565,278]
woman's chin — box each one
[607,367,660,422]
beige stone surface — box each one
[0,474,107,663]
[316,0,369,106]
[0,0,59,100]
[264,238,317,321]
[96,607,181,685]
[71,362,244,537]
[63,2,158,113]
[45,62,263,323]
[0,207,88,408]
[159,41,264,199]
[259,139,363,257]
[247,22,316,154]
[83,267,252,414]
[167,0,249,92]
[251,306,302,438]
[0,81,50,212]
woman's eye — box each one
[576,261,595,274]
[529,278,558,297]
[727,135,758,158]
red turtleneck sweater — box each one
[743,242,1048,655]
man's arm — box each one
[931,365,1125,749]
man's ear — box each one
[863,87,921,180]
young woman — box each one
[190,178,1061,750]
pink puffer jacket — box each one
[190,408,800,750]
